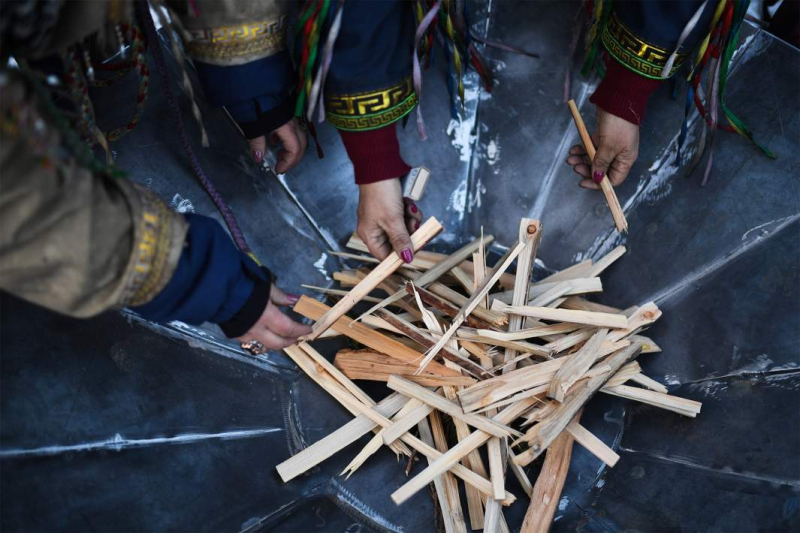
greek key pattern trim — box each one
[327,93,418,131]
[187,17,287,61]
[601,12,687,79]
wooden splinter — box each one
[567,99,628,233]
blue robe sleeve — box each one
[132,214,271,338]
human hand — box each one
[357,178,423,262]
[249,117,308,174]
[566,107,639,190]
[235,285,311,352]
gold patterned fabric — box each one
[186,16,288,65]
[325,77,418,131]
[601,12,688,79]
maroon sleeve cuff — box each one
[589,56,663,126]
[338,125,411,185]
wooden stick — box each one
[391,397,537,505]
[333,350,476,387]
[307,217,443,339]
[504,219,543,371]
[586,245,627,277]
[487,437,506,500]
[404,166,431,201]
[355,234,495,323]
[293,296,459,377]
[495,301,629,329]
[567,99,628,233]
[535,259,593,285]
[429,409,468,533]
[427,282,508,326]
[548,329,608,402]
[520,429,575,533]
[416,241,527,374]
[513,343,643,466]
[417,416,460,533]
[381,400,433,445]
[375,309,493,379]
[492,277,603,306]
[630,372,668,394]
[407,284,496,330]
[387,376,520,439]
[566,420,619,467]
[602,384,701,417]
[472,323,580,342]
[276,393,408,482]
[301,284,384,303]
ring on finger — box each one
[241,339,266,356]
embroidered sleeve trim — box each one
[325,77,418,131]
[601,12,688,80]
[122,189,181,307]
[186,17,287,62]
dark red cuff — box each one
[338,125,411,185]
[589,55,663,126]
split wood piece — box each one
[375,309,493,380]
[455,329,552,360]
[406,284,496,330]
[472,323,580,342]
[548,329,608,402]
[473,233,488,307]
[520,428,575,533]
[602,384,701,417]
[391,397,537,505]
[484,498,504,533]
[450,266,475,295]
[333,350,476,387]
[416,241,527,375]
[424,280,507,327]
[443,386,488,530]
[504,219,543,371]
[285,345,411,458]
[404,166,431,201]
[460,340,498,369]
[329,251,380,265]
[355,235,496,323]
[306,217,443,340]
[493,277,603,306]
[535,259,593,285]
[381,400,433,445]
[506,449,534,498]
[567,99,628,233]
[429,409,468,533]
[487,437,506,500]
[586,245,627,277]
[387,375,520,439]
[542,328,594,355]
[630,372,668,394]
[513,342,643,466]
[606,302,661,342]
[276,393,408,482]
[561,296,622,314]
[341,398,426,479]
[630,334,662,353]
[417,416,460,533]
[529,282,573,308]
[293,296,459,378]
[298,342,375,406]
[494,301,629,329]
[302,284,384,304]
[566,420,619,467]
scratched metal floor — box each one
[2,2,799,531]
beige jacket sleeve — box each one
[0,72,187,318]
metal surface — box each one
[1,3,798,531]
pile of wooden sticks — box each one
[277,217,701,532]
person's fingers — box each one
[263,303,312,338]
[273,127,302,174]
[579,178,601,190]
[605,152,636,186]
[382,214,414,264]
[252,328,297,351]
[358,224,393,261]
[566,153,591,167]
[591,142,617,185]
[571,162,592,179]
[270,285,300,306]
[403,199,423,224]
[568,144,587,156]
[248,136,267,164]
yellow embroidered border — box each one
[601,12,688,79]
[327,93,418,131]
[187,17,287,61]
[325,78,417,131]
[124,192,175,306]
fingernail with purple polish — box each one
[253,150,263,164]
[401,248,414,264]
[410,204,418,214]
[415,221,420,231]
[287,293,300,304]
[593,170,604,183]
